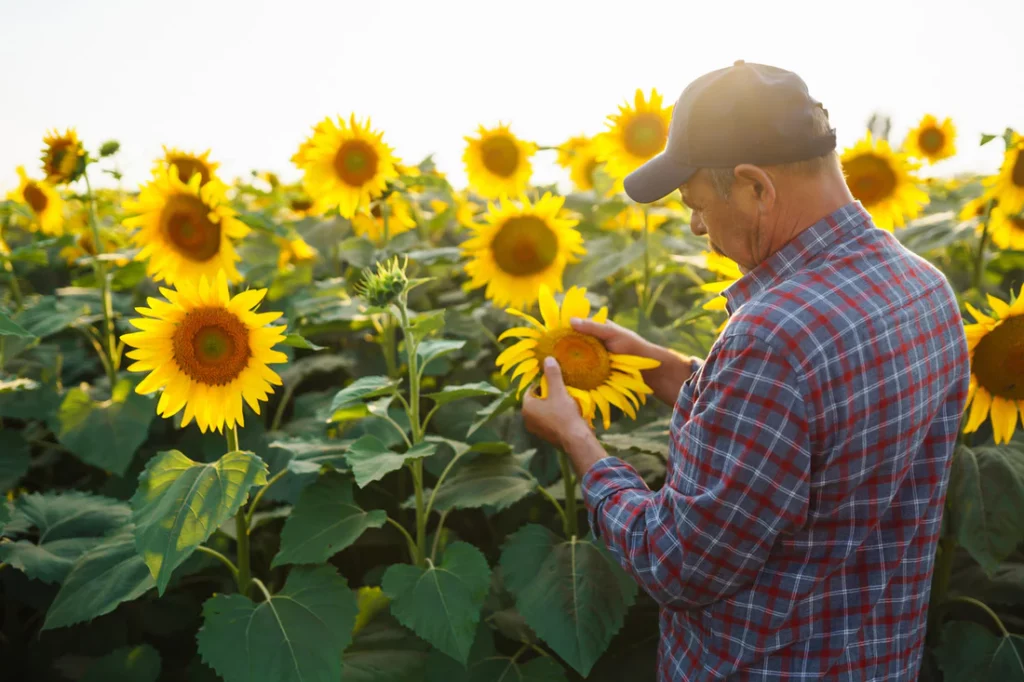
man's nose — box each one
[690,213,706,236]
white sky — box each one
[2,0,1022,194]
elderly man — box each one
[521,61,971,681]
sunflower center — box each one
[585,159,600,185]
[480,136,521,178]
[844,153,897,205]
[333,140,379,187]
[160,194,222,262]
[78,232,96,255]
[491,216,558,276]
[972,316,1024,401]
[172,307,252,386]
[918,128,945,154]
[291,198,313,212]
[1012,150,1024,189]
[534,328,611,391]
[46,141,73,176]
[624,113,668,158]
[170,157,211,185]
[23,182,49,214]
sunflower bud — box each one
[99,140,121,157]
[358,256,409,308]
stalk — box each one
[972,199,995,293]
[3,260,23,311]
[83,168,118,387]
[639,206,652,333]
[227,426,252,596]
[558,451,578,538]
[398,299,427,566]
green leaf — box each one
[268,437,350,476]
[600,432,669,456]
[406,247,461,264]
[0,309,34,338]
[980,133,998,146]
[936,620,1024,682]
[353,585,391,634]
[0,429,30,491]
[342,616,430,682]
[345,435,436,488]
[563,235,645,288]
[131,449,268,594]
[330,375,400,414]
[337,236,377,269]
[281,333,326,351]
[416,339,465,367]
[429,452,537,512]
[43,527,156,630]
[500,524,637,677]
[0,501,10,530]
[425,621,568,681]
[409,309,446,338]
[382,541,491,665]
[53,378,157,476]
[467,388,519,437]
[0,491,130,584]
[948,444,1024,573]
[272,471,386,567]
[197,565,358,682]
[424,382,502,407]
[81,644,161,682]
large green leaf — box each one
[52,378,157,475]
[0,491,130,583]
[426,622,567,682]
[0,429,30,491]
[43,527,156,630]
[131,450,268,594]
[423,382,502,407]
[272,471,386,567]
[936,620,1024,682]
[467,389,519,437]
[268,436,350,475]
[416,339,465,367]
[197,565,358,682]
[341,616,430,682]
[0,309,34,338]
[0,501,10,530]
[382,541,491,665]
[500,524,637,677]
[81,644,161,682]
[345,435,436,488]
[330,375,400,413]
[948,444,1024,573]
[429,452,537,512]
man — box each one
[521,61,971,681]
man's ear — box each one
[733,164,776,210]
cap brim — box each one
[623,153,697,203]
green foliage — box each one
[426,450,537,512]
[197,565,358,682]
[81,644,161,682]
[345,435,436,488]
[0,429,30,491]
[330,375,401,414]
[0,309,35,338]
[936,620,1024,681]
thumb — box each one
[543,356,566,394]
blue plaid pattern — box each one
[582,202,971,681]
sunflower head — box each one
[461,192,585,309]
[556,135,591,169]
[985,206,1024,251]
[7,166,66,236]
[462,124,537,200]
[497,285,660,429]
[40,128,86,184]
[276,236,318,270]
[594,89,673,183]
[840,131,929,230]
[123,165,251,286]
[357,256,409,309]
[566,138,611,195]
[351,192,417,244]
[293,114,399,219]
[157,147,221,186]
[121,271,288,434]
[982,132,1024,215]
[902,115,956,164]
[962,285,1024,444]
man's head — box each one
[624,61,852,272]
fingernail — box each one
[569,317,582,325]
[544,357,557,369]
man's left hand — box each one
[522,356,589,450]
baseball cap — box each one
[623,60,837,203]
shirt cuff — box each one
[580,456,650,540]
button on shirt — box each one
[581,202,971,681]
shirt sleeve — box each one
[580,334,811,610]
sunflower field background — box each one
[1,100,1023,682]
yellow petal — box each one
[497,326,542,342]
[964,388,992,433]
[560,287,590,326]
[510,357,539,382]
[965,302,995,326]
[593,390,612,430]
[986,294,1010,320]
[703,296,728,312]
[592,307,608,324]
[610,353,661,370]
[990,395,1019,444]
[496,339,538,368]
[230,288,267,313]
[538,285,560,329]
[506,308,545,329]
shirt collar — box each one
[723,201,873,315]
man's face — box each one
[678,170,760,272]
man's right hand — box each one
[569,317,696,407]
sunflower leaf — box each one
[423,381,502,407]
[936,620,1024,682]
[0,428,30,492]
[197,565,358,682]
[416,339,465,367]
[500,524,637,677]
[329,375,400,415]
[341,613,430,682]
[0,309,35,338]
[980,133,998,147]
[382,541,491,665]
[409,309,446,338]
[271,471,386,567]
[344,436,435,488]
[467,388,519,437]
[428,451,537,512]
[131,449,268,594]
[80,644,161,682]
[281,333,325,351]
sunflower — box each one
[351,192,417,244]
[600,202,682,233]
[123,166,250,286]
[962,284,1024,444]
[556,135,591,169]
[567,139,609,194]
[461,192,585,309]
[981,132,1024,215]
[293,114,399,219]
[699,251,743,331]
[122,271,288,434]
[59,212,128,267]
[462,123,537,199]
[497,284,660,429]
[7,166,66,236]
[155,147,221,186]
[985,207,1024,251]
[902,115,956,164]
[276,236,318,270]
[40,128,86,184]
[959,195,998,223]
[594,89,673,183]
[840,132,930,230]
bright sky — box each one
[2,0,1022,194]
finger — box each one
[570,316,616,339]
[543,356,566,395]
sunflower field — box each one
[1,97,1023,682]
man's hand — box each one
[570,317,695,407]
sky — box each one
[2,0,1022,194]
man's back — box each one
[662,202,971,679]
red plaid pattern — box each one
[582,202,971,681]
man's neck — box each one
[762,171,856,260]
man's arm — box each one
[574,334,812,609]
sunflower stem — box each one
[195,545,239,582]
[3,260,23,311]
[639,206,652,334]
[972,199,995,293]
[397,298,427,567]
[226,425,252,597]
[82,167,118,387]
[381,198,391,245]
[536,483,569,533]
[558,450,578,538]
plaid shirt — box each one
[582,202,970,681]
